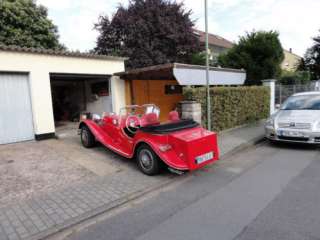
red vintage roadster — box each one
[79,104,219,175]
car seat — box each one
[140,113,160,127]
[168,111,180,122]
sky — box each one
[37,0,320,56]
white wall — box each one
[111,76,126,114]
[0,51,125,135]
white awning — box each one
[173,64,246,85]
[116,63,246,85]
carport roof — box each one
[0,44,127,61]
[115,63,246,85]
[115,63,245,80]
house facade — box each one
[281,48,302,72]
[193,29,234,61]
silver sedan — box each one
[265,91,320,144]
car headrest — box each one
[140,113,160,127]
[168,111,180,122]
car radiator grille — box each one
[277,122,311,129]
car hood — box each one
[275,110,320,123]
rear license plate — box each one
[195,151,214,164]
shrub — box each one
[279,70,311,85]
[183,86,270,131]
[218,30,284,85]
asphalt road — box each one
[65,142,320,240]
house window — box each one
[91,81,109,96]
[165,85,183,95]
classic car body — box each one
[79,105,219,175]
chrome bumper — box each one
[265,126,320,144]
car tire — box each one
[80,125,95,148]
[136,144,161,176]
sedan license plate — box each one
[195,152,214,164]
[278,130,305,137]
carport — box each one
[116,63,246,121]
[0,45,125,144]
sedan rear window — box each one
[281,95,320,110]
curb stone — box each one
[220,136,266,161]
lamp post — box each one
[205,0,211,130]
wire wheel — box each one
[80,126,95,148]
[137,144,160,175]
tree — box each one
[190,52,206,65]
[190,51,219,66]
[218,31,284,85]
[299,30,320,79]
[0,0,64,49]
[94,0,200,69]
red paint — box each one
[80,109,219,172]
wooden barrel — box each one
[178,101,202,124]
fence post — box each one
[262,79,276,116]
[279,84,282,104]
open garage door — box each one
[0,73,34,144]
[50,73,112,124]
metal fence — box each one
[275,81,320,105]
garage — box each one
[50,73,112,124]
[0,45,126,144]
[0,73,34,144]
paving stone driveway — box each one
[0,169,174,240]
[0,122,265,240]
[0,125,176,240]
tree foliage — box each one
[94,0,201,69]
[0,0,64,49]
[218,31,284,85]
[279,70,311,85]
[299,30,320,79]
[190,52,206,66]
[190,51,219,66]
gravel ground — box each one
[0,140,96,207]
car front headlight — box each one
[265,118,275,128]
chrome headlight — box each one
[265,118,275,128]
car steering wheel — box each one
[125,115,141,134]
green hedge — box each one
[183,86,270,131]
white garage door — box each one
[0,73,34,144]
